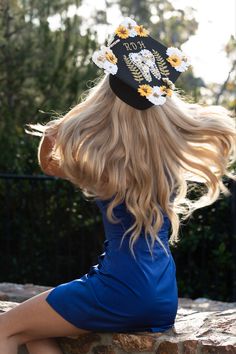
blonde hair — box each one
[25,75,236,260]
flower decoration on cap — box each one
[137,78,175,106]
[166,47,191,72]
[160,77,175,96]
[115,17,149,39]
[134,25,149,37]
[91,15,192,109]
[92,45,118,75]
[146,87,167,105]
[138,84,153,97]
[115,25,130,39]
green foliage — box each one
[0,0,99,173]
[0,177,105,285]
[171,182,235,301]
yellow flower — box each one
[135,25,149,37]
[105,51,118,64]
[138,84,152,97]
[115,25,129,39]
[166,55,182,67]
[160,86,173,97]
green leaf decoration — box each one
[123,55,144,83]
[152,50,170,77]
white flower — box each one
[129,29,138,37]
[120,17,137,29]
[92,45,118,75]
[147,94,166,105]
[175,55,191,72]
[146,86,167,105]
[166,46,182,57]
[166,46,191,73]
[120,17,137,37]
[103,61,118,75]
[174,61,189,72]
[92,46,111,68]
[100,45,110,53]
[92,50,106,69]
[152,86,164,95]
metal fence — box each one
[0,173,235,301]
[0,173,104,287]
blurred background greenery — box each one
[0,0,235,301]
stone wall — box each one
[0,283,235,354]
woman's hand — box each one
[38,132,69,179]
[38,132,56,171]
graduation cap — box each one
[92,17,191,110]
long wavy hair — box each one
[25,74,236,259]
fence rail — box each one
[0,173,235,301]
[0,173,104,287]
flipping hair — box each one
[25,75,236,259]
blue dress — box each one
[45,196,178,333]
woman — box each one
[0,17,235,354]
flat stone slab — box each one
[0,282,51,302]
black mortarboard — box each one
[92,17,191,110]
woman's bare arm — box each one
[38,133,69,179]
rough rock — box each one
[0,282,51,302]
[0,290,9,301]
[0,300,235,354]
[0,283,235,354]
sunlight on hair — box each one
[25,75,236,260]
